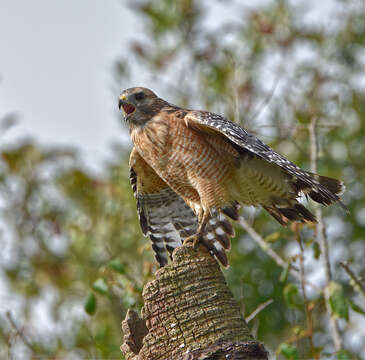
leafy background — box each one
[1,0,365,359]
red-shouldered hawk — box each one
[119,87,345,267]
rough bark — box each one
[121,245,268,359]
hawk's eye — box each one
[134,92,146,101]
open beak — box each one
[119,96,136,117]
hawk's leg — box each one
[183,211,210,249]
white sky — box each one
[0,0,339,173]
[0,0,138,170]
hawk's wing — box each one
[129,147,234,267]
[185,111,345,208]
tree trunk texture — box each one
[121,245,268,360]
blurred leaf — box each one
[279,262,290,283]
[92,278,109,296]
[328,282,349,321]
[348,299,365,316]
[278,343,299,360]
[264,231,281,243]
[107,259,126,274]
[85,292,97,315]
[337,349,356,360]
[295,110,310,124]
[283,283,299,307]
[312,241,321,260]
[2,143,42,173]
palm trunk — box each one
[121,245,268,359]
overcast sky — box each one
[0,0,339,173]
[0,0,140,170]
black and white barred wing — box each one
[129,148,234,267]
[185,111,345,210]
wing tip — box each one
[299,172,347,212]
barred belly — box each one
[133,116,233,209]
[163,120,230,208]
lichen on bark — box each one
[121,245,268,359]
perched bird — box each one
[119,87,345,267]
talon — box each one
[183,233,203,249]
[183,211,208,249]
[183,235,194,245]
[193,233,203,249]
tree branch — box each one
[245,299,273,323]
[238,217,320,292]
[309,117,343,351]
[6,311,37,354]
[294,226,318,359]
[340,261,365,298]
[238,216,294,270]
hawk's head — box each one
[119,87,162,126]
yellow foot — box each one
[183,233,202,250]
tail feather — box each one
[200,236,228,267]
[294,203,317,222]
[198,212,235,267]
[263,203,317,226]
[264,171,346,225]
[263,206,288,225]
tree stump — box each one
[121,245,268,359]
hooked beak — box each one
[119,95,136,117]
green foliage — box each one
[264,231,281,243]
[279,262,290,284]
[329,282,349,321]
[0,139,151,358]
[84,292,97,315]
[337,349,358,360]
[349,300,365,316]
[283,283,300,308]
[92,278,109,296]
[107,259,126,274]
[278,342,299,360]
